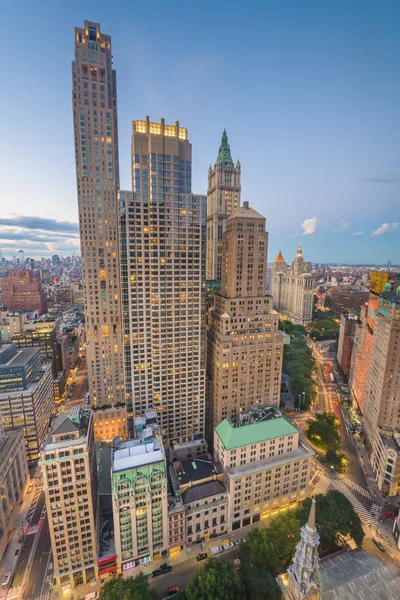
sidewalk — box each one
[0,484,37,580]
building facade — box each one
[337,313,357,378]
[0,344,55,461]
[206,130,241,282]
[0,270,47,315]
[112,411,168,572]
[72,21,124,408]
[40,407,99,588]
[271,246,314,325]
[0,422,29,561]
[363,284,400,496]
[118,117,205,443]
[214,407,314,531]
[206,202,283,436]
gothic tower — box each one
[206,130,241,281]
[280,498,320,599]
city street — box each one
[66,356,88,408]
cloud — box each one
[333,219,350,234]
[301,217,317,235]
[0,215,79,233]
[364,176,400,184]
[371,222,399,236]
[352,231,364,236]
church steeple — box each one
[285,498,320,599]
[217,129,234,168]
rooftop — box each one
[112,438,164,473]
[0,343,39,367]
[319,549,400,600]
[44,406,91,450]
[173,454,222,486]
[182,480,227,505]
[227,201,264,221]
[226,440,314,477]
[215,409,298,450]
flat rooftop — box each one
[113,438,164,473]
[0,344,39,367]
[227,440,314,477]
[174,454,222,486]
[215,411,298,450]
[182,480,227,505]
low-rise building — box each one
[167,495,186,558]
[112,411,168,572]
[40,407,99,588]
[93,406,127,442]
[214,406,314,530]
[0,420,29,560]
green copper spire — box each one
[218,129,234,168]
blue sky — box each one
[1,0,399,263]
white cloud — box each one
[301,217,317,235]
[333,219,350,233]
[352,231,364,236]
[371,222,399,236]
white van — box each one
[85,593,99,600]
[210,545,223,555]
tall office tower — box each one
[363,284,400,496]
[72,21,123,407]
[40,407,99,587]
[271,245,314,325]
[17,249,25,267]
[206,202,283,436]
[206,130,241,282]
[119,117,206,443]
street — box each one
[65,356,88,408]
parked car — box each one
[210,545,224,555]
[384,511,395,518]
[196,553,208,561]
[152,569,162,578]
[160,563,172,574]
[224,541,234,550]
[234,537,245,545]
[372,538,385,552]
[167,586,179,595]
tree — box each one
[239,527,281,575]
[100,573,157,600]
[268,511,301,568]
[296,491,364,553]
[306,412,341,451]
[185,558,245,600]
[240,563,282,600]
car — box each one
[384,511,395,518]
[167,586,179,595]
[372,538,385,552]
[14,549,20,556]
[234,537,245,545]
[224,541,234,550]
[210,545,224,555]
[152,569,162,578]
[196,553,208,561]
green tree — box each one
[186,558,245,600]
[296,491,364,553]
[100,573,157,600]
[268,511,301,568]
[306,412,341,451]
[238,527,280,575]
[240,563,282,600]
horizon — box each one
[1,1,399,263]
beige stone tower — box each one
[119,118,206,443]
[206,130,241,281]
[206,202,283,435]
[72,21,123,408]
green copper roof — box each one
[218,129,234,168]
[215,415,298,450]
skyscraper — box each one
[206,130,241,282]
[119,117,206,443]
[206,202,283,434]
[72,21,123,408]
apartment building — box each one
[206,202,283,435]
[112,410,169,572]
[119,117,206,442]
[40,407,99,588]
[73,21,124,408]
[214,407,314,530]
[0,270,48,315]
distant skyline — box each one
[1,0,399,262]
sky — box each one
[1,0,399,263]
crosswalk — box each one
[31,593,51,600]
[330,479,380,537]
[341,476,372,500]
